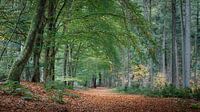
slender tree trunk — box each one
[171,0,178,87]
[63,44,69,85]
[68,44,73,86]
[180,0,185,87]
[162,20,166,75]
[8,0,47,82]
[127,45,131,87]
[183,0,191,88]
[99,72,102,86]
[92,75,97,88]
[194,0,199,86]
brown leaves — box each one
[68,87,200,112]
[0,82,199,112]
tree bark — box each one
[92,75,97,88]
[32,26,44,82]
[8,0,47,82]
[44,0,57,82]
[194,0,199,86]
[171,0,178,87]
[63,44,69,85]
[183,0,191,88]
[180,0,185,87]
[162,20,166,75]
[98,72,102,86]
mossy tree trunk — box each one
[8,0,47,82]
[32,28,44,82]
[44,0,57,82]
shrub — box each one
[52,90,65,104]
[191,103,200,109]
[116,84,196,99]
[44,81,66,104]
[153,73,168,89]
[159,85,192,98]
[193,88,200,100]
[44,81,65,92]
[66,85,74,90]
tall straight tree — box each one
[194,0,199,85]
[180,0,185,86]
[8,0,47,82]
[171,0,178,87]
[183,0,191,87]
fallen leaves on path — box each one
[0,82,200,112]
[68,87,200,112]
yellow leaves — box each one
[153,72,168,89]
[133,64,148,80]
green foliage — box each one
[52,90,65,104]
[159,85,192,98]
[191,103,200,109]
[44,81,66,91]
[115,86,153,96]
[44,81,80,103]
[116,84,200,100]
[44,81,66,104]
[65,85,74,90]
[0,81,33,100]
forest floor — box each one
[0,82,200,112]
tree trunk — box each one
[194,0,199,86]
[92,75,97,88]
[32,27,44,82]
[63,44,69,85]
[44,0,56,82]
[180,0,185,87]
[162,20,166,75]
[98,72,102,86]
[8,0,47,82]
[183,0,191,88]
[171,0,178,87]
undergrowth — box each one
[115,84,200,100]
[44,81,79,104]
[0,81,35,100]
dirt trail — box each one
[68,87,199,112]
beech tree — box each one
[8,0,47,82]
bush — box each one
[66,85,74,90]
[160,85,192,98]
[191,103,200,109]
[52,90,65,104]
[116,84,196,99]
[44,81,67,104]
[44,81,66,91]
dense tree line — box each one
[0,0,199,89]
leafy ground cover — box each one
[0,82,200,112]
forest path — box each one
[67,87,198,112]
